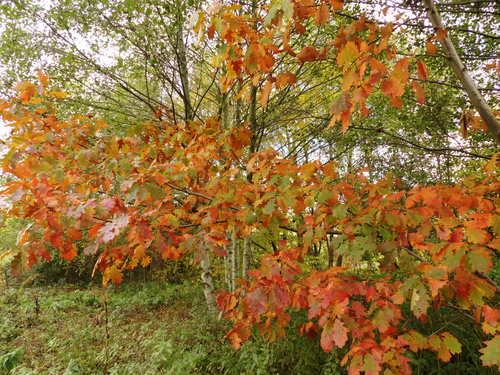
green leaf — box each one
[263,200,275,215]
[263,1,279,27]
[316,189,332,204]
[124,0,135,11]
[119,158,132,173]
[361,353,380,374]
[410,283,430,319]
[332,204,349,220]
[480,335,500,367]
[465,248,492,273]
[303,227,314,247]
[442,333,462,355]
[282,0,293,19]
[245,210,256,224]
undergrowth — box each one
[0,280,497,374]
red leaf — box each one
[97,214,130,243]
[321,320,335,352]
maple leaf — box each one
[103,264,123,285]
[14,82,37,103]
[97,214,130,243]
[480,335,500,368]
[337,41,359,68]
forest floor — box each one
[0,279,497,375]
[1,281,232,374]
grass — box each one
[1,281,222,374]
[1,278,498,375]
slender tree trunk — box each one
[220,91,230,129]
[242,234,252,279]
[175,22,193,122]
[422,0,500,143]
[326,235,334,268]
[200,245,216,309]
[336,254,343,267]
[232,230,240,290]
[225,241,234,292]
[225,228,239,292]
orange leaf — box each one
[337,41,359,67]
[434,28,448,42]
[416,60,428,81]
[389,96,403,108]
[260,80,273,107]
[14,82,37,103]
[276,71,296,89]
[426,41,437,55]
[315,4,330,26]
[103,264,123,285]
[321,319,348,352]
[329,0,343,11]
[37,70,50,85]
[298,45,319,63]
[411,80,425,104]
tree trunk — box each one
[242,234,252,278]
[200,245,216,310]
[422,0,500,143]
[225,228,239,292]
[225,241,234,292]
[232,229,240,290]
[175,21,193,122]
[326,235,335,268]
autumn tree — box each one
[1,0,500,374]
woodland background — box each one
[0,0,500,374]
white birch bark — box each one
[224,242,233,292]
[232,229,240,291]
[200,245,216,310]
[242,234,252,278]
